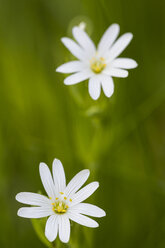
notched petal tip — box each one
[17,208,24,217]
[99,209,106,217]
[56,66,63,73]
[61,238,69,244]
[134,61,138,68]
[61,37,67,43]
[120,32,133,46]
[17,209,21,217]
[79,168,90,181]
[15,193,20,201]
[61,37,71,48]
[129,60,138,69]
[15,192,24,202]
[111,23,120,30]
[126,32,133,41]
[53,158,61,164]
[45,235,55,243]
[94,181,99,188]
[94,205,106,217]
[39,162,47,172]
[53,158,64,171]
[105,90,114,98]
[92,221,99,228]
[82,168,90,175]
[91,94,100,101]
[64,77,71,85]
[72,26,85,38]
[72,26,79,34]
[124,71,129,77]
[95,222,99,228]
[75,168,90,179]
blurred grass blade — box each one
[31,218,52,248]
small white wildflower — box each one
[16,159,105,243]
[56,23,138,100]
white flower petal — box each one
[56,61,85,73]
[72,27,96,57]
[53,159,66,194]
[107,68,129,78]
[61,37,86,61]
[71,182,99,206]
[67,212,98,228]
[112,58,138,69]
[107,33,133,61]
[98,24,120,55]
[64,71,92,85]
[16,192,50,206]
[101,75,114,98]
[39,163,56,199]
[88,76,101,100]
[64,169,90,197]
[17,207,52,218]
[59,215,70,243]
[70,203,106,217]
[45,215,59,242]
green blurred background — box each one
[1,0,165,247]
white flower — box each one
[56,23,138,100]
[16,159,106,243]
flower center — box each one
[52,200,69,214]
[51,193,72,214]
[90,56,106,73]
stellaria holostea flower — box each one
[56,24,138,100]
[16,159,106,243]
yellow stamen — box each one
[70,199,72,202]
[64,196,67,200]
[60,192,64,195]
[90,56,106,73]
[61,210,66,213]
[52,200,69,214]
[55,197,59,200]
